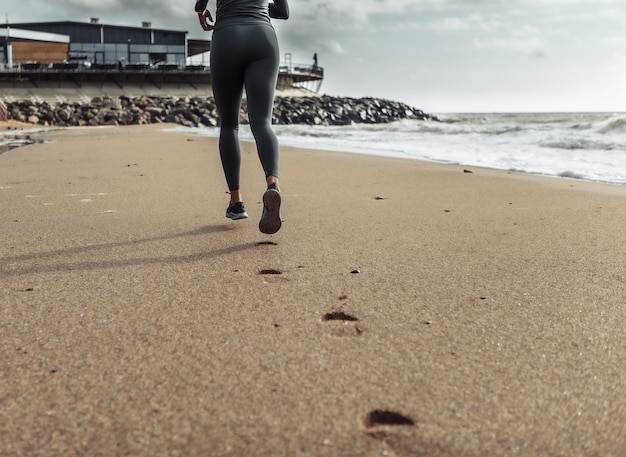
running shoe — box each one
[225,201,249,220]
[259,184,282,234]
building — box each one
[1,19,209,67]
[0,19,322,101]
[0,27,70,65]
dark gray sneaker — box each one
[259,184,282,234]
[226,201,249,220]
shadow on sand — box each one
[2,224,260,277]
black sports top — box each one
[195,0,289,22]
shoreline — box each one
[2,124,625,455]
[173,122,626,188]
[4,121,625,188]
[0,122,56,155]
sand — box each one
[1,124,625,456]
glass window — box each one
[104,52,118,63]
[149,45,167,53]
[166,45,185,54]
[131,44,148,53]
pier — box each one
[0,61,323,105]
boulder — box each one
[5,95,438,128]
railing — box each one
[279,63,323,78]
[0,63,197,73]
[0,61,324,93]
[2,61,323,77]
[277,62,324,92]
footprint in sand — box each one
[259,269,283,275]
[322,311,358,322]
[322,311,362,337]
[361,409,415,433]
[256,241,278,246]
[361,410,423,453]
[256,240,282,278]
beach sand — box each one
[1,124,625,456]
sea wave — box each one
[539,138,621,151]
[176,111,626,184]
[596,115,626,134]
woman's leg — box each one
[210,27,246,202]
[244,25,281,185]
[241,25,282,233]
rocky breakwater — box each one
[5,95,438,128]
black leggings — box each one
[210,21,280,191]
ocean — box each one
[180,111,626,185]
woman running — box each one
[195,0,289,234]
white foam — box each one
[172,112,626,184]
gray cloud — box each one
[8,0,193,30]
[5,0,624,111]
[10,0,620,31]
[43,0,190,18]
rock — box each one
[5,95,438,128]
[56,108,72,122]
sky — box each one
[5,0,626,113]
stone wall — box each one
[4,95,438,128]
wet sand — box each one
[1,124,625,456]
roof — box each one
[0,27,70,43]
[187,39,211,57]
[9,21,188,36]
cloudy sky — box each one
[6,0,626,113]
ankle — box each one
[229,189,242,205]
[266,176,279,190]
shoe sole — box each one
[226,211,248,220]
[259,189,282,234]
